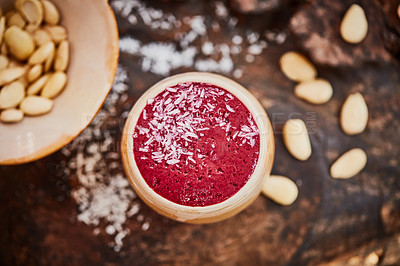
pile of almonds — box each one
[262,4,371,206]
[0,0,69,123]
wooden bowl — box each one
[121,72,275,224]
[0,0,119,165]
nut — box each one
[340,92,368,135]
[0,55,9,69]
[20,95,53,115]
[41,71,66,98]
[0,16,5,46]
[25,23,39,33]
[262,175,299,206]
[17,0,44,26]
[32,28,52,46]
[41,0,60,25]
[330,148,367,179]
[0,108,24,122]
[27,73,49,95]
[0,66,26,86]
[28,41,55,65]
[294,78,333,104]
[280,51,317,82]
[4,26,35,60]
[340,4,368,44]
[0,80,25,109]
[7,12,26,28]
[283,119,312,161]
[44,25,67,44]
[54,40,68,71]
[398,5,400,19]
[27,63,42,82]
[1,42,7,55]
[44,42,54,71]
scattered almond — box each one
[42,0,60,25]
[280,51,317,82]
[20,95,53,115]
[4,26,35,60]
[283,119,312,161]
[0,66,26,86]
[0,108,24,122]
[262,175,299,206]
[41,71,66,98]
[294,78,333,104]
[340,92,368,135]
[398,5,400,19]
[364,252,379,265]
[340,4,368,44]
[0,80,25,108]
[330,148,367,179]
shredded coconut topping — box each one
[134,82,259,166]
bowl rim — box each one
[0,2,120,165]
[121,72,275,223]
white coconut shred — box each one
[63,0,288,253]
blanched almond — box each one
[262,175,298,206]
[27,64,42,82]
[340,4,368,44]
[20,95,53,115]
[0,16,5,46]
[294,79,333,104]
[398,5,400,19]
[0,66,26,86]
[27,73,49,95]
[0,80,25,108]
[41,0,60,25]
[1,42,7,55]
[54,40,68,71]
[340,92,368,135]
[44,44,54,72]
[330,148,367,179]
[0,108,24,123]
[7,12,26,28]
[4,26,35,60]
[17,0,44,26]
[28,41,55,65]
[280,51,317,82]
[25,23,39,33]
[0,55,9,69]
[283,119,312,161]
[32,28,52,46]
[45,25,67,44]
[41,71,66,98]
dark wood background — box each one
[1,0,399,265]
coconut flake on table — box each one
[62,66,150,252]
[113,0,284,77]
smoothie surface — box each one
[133,82,260,206]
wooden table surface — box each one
[1,0,399,265]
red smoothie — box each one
[133,82,260,206]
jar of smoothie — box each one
[121,72,274,223]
